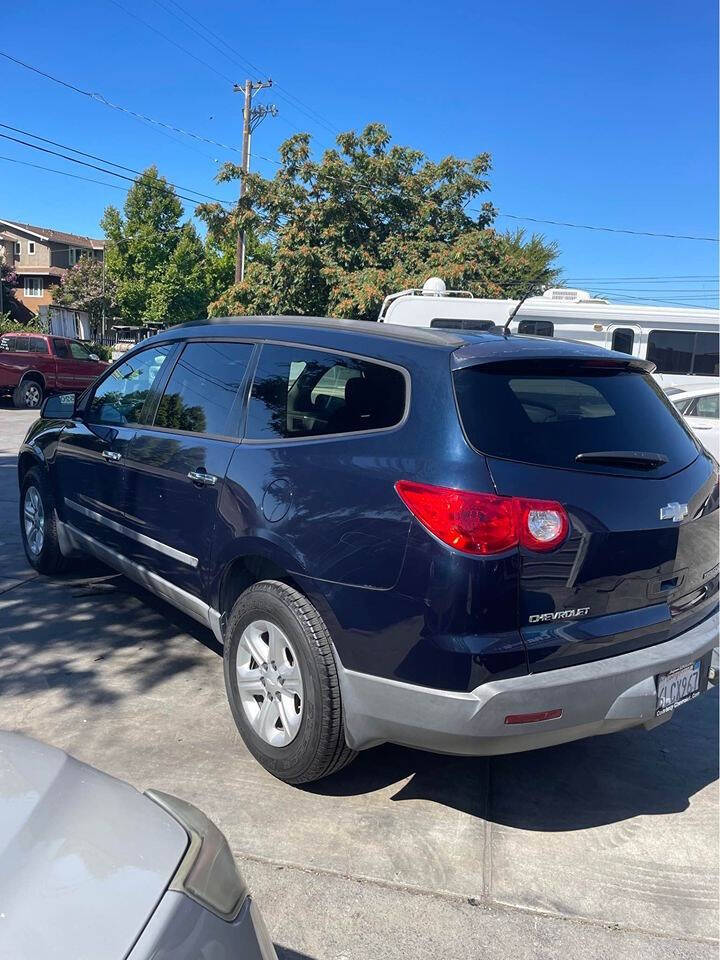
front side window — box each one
[153,341,253,436]
[694,394,719,419]
[24,277,43,297]
[87,345,174,426]
[611,328,635,355]
[246,344,407,440]
[518,319,554,338]
[647,330,719,376]
[69,340,93,360]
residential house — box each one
[0,219,104,321]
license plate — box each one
[656,659,702,716]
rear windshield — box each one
[453,361,700,473]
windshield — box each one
[454,360,700,475]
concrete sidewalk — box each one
[0,405,717,959]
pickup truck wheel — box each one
[13,379,44,409]
[20,467,69,574]
[223,580,356,784]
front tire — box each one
[223,580,356,784]
[13,379,44,409]
[20,467,69,574]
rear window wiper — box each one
[575,450,669,468]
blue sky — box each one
[1,0,717,307]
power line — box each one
[0,51,247,160]
[488,210,719,243]
[154,0,340,138]
[105,0,236,85]
[592,292,719,309]
[0,130,233,208]
[562,274,718,281]
[0,123,232,205]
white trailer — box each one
[378,279,719,389]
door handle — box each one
[102,450,122,462]
[187,470,218,486]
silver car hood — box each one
[0,732,188,960]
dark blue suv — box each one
[18,317,719,783]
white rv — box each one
[378,279,720,389]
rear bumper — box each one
[337,608,719,754]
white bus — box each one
[378,279,719,389]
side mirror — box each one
[88,353,100,362]
[41,393,77,419]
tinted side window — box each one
[647,330,694,374]
[247,344,407,440]
[154,341,253,437]
[611,328,634,354]
[518,319,554,337]
[29,338,49,354]
[13,336,30,353]
[88,345,174,426]
[53,338,70,359]
[430,318,496,331]
[692,332,719,376]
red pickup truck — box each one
[0,332,108,409]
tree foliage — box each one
[102,167,208,326]
[197,124,560,320]
[52,255,116,328]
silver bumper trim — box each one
[336,611,719,754]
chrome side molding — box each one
[65,498,199,568]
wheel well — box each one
[19,371,46,389]
[18,451,43,484]
[219,554,306,617]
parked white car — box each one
[666,386,719,457]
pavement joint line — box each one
[0,574,38,594]
[481,759,493,901]
[233,849,719,945]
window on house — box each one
[518,319,555,337]
[28,241,35,255]
[24,277,43,297]
[69,248,87,266]
[13,242,20,256]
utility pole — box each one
[234,78,275,284]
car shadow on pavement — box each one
[305,685,718,832]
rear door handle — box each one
[187,470,218,486]
[102,450,122,462]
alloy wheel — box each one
[24,384,41,408]
[235,619,304,747]
[23,486,45,556]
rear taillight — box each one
[394,480,568,556]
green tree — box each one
[102,167,208,326]
[197,124,560,321]
[52,256,116,330]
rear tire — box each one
[13,379,44,410]
[20,467,69,575]
[223,580,356,784]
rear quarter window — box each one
[247,344,407,440]
[454,361,700,474]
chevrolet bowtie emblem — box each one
[659,502,688,522]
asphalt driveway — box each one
[0,406,717,959]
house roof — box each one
[0,219,105,250]
[12,266,66,278]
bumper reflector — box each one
[504,708,563,725]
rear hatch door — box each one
[453,353,719,671]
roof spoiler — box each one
[451,350,656,375]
